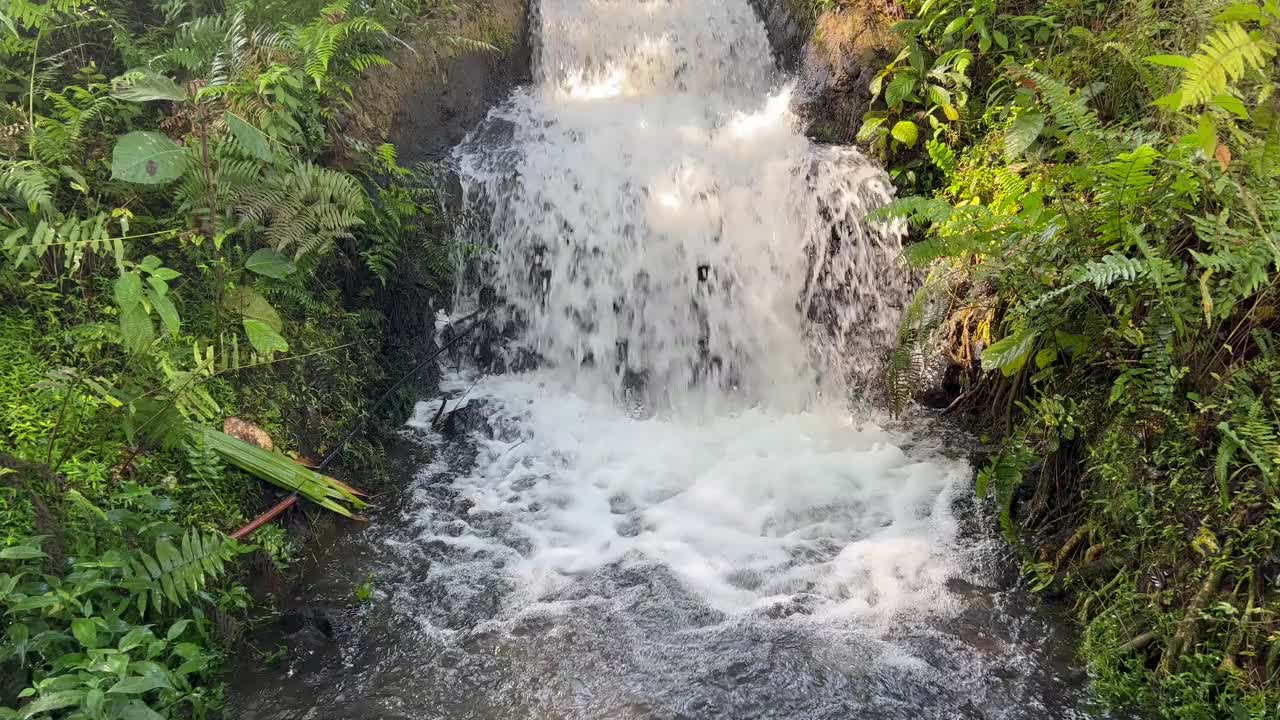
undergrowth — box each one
[0,0,457,717]
[849,0,1280,716]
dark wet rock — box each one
[748,0,902,145]
[281,605,338,640]
[0,661,28,708]
[440,402,491,439]
[285,624,333,656]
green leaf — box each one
[993,30,1009,50]
[151,267,181,281]
[243,318,289,356]
[1212,93,1249,119]
[225,112,273,162]
[981,328,1038,377]
[147,289,180,336]
[111,131,186,185]
[942,16,968,36]
[885,73,918,108]
[1193,114,1218,156]
[115,272,143,311]
[202,429,365,516]
[71,617,99,649]
[1216,3,1263,22]
[107,675,171,695]
[1004,111,1045,160]
[118,627,151,653]
[112,69,187,102]
[1035,349,1058,369]
[119,701,166,720]
[139,255,162,272]
[223,285,283,331]
[908,41,926,76]
[1145,54,1193,69]
[0,544,46,560]
[119,303,155,353]
[244,248,296,279]
[857,115,888,143]
[891,120,920,148]
[18,690,84,719]
[167,619,191,641]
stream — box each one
[232,0,1110,717]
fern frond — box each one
[122,530,240,616]
[1179,23,1275,109]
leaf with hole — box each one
[111,132,186,185]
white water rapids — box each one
[233,0,1100,717]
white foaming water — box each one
[454,0,911,407]
[407,373,975,621]
[426,0,983,685]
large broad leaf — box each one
[119,700,166,720]
[243,318,289,355]
[244,248,296,279]
[981,328,1039,377]
[225,112,273,161]
[107,675,171,695]
[147,288,180,336]
[115,271,143,311]
[112,69,187,102]
[885,73,918,108]
[111,131,186,185]
[71,617,100,649]
[0,544,46,560]
[223,285,283,331]
[15,690,84,719]
[891,120,920,148]
[119,303,155,353]
[1004,111,1045,161]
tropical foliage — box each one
[862,0,1280,716]
[1,0,452,716]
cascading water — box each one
[453,0,911,404]
[233,1,1105,718]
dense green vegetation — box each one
[0,0,458,716]
[856,0,1280,716]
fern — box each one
[0,160,55,216]
[235,161,367,259]
[1178,23,1275,109]
[1093,145,1161,240]
[120,529,241,616]
[1077,252,1147,288]
[887,282,947,414]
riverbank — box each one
[839,0,1280,717]
[0,0,524,716]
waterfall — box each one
[452,0,912,408]
[234,2,1095,717]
